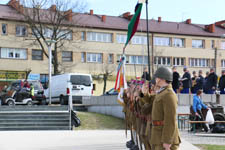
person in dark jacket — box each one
[219,70,225,94]
[204,68,218,94]
[141,67,150,81]
[195,70,204,92]
[191,71,198,94]
[180,67,191,94]
[172,66,180,93]
[203,71,209,93]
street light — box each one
[46,40,56,105]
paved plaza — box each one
[0,130,200,150]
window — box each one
[131,35,147,45]
[173,38,184,47]
[1,24,7,35]
[116,34,127,44]
[173,57,185,66]
[32,28,41,37]
[86,53,102,63]
[16,25,27,36]
[108,54,113,64]
[128,55,148,64]
[221,60,225,68]
[221,41,225,50]
[211,40,215,49]
[81,32,85,41]
[192,40,204,48]
[154,37,171,46]
[87,32,112,43]
[70,75,91,86]
[189,58,210,67]
[32,49,43,60]
[0,48,27,59]
[32,28,51,38]
[81,52,85,62]
[44,28,53,38]
[57,30,72,40]
[117,55,147,65]
[62,51,73,62]
[154,57,171,66]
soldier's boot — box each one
[130,144,139,150]
[126,140,135,148]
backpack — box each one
[71,110,81,127]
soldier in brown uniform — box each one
[142,66,181,150]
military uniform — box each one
[150,84,181,150]
[141,93,155,150]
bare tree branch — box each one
[16,0,87,75]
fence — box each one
[82,94,225,119]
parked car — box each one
[0,80,46,105]
[103,88,118,96]
[28,80,46,105]
[44,73,94,104]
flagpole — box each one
[145,0,151,81]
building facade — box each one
[1,1,225,95]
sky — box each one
[0,0,224,25]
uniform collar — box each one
[156,84,172,94]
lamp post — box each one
[46,40,56,105]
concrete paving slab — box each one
[0,130,199,150]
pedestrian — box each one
[204,68,218,94]
[218,70,225,94]
[191,71,198,94]
[195,70,204,92]
[141,66,181,150]
[180,67,191,94]
[192,89,209,132]
[203,71,209,93]
[172,66,180,93]
[141,66,150,81]
[30,83,34,98]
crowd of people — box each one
[123,66,180,150]
[172,67,225,95]
[122,66,224,149]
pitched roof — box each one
[0,4,225,38]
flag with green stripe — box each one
[124,2,143,48]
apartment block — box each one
[1,1,225,95]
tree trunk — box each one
[53,43,60,75]
[25,69,32,80]
[103,74,107,94]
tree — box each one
[100,64,116,94]
[25,68,32,80]
[8,0,87,75]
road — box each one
[0,130,199,150]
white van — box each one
[45,73,94,104]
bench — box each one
[177,113,191,130]
[188,121,225,133]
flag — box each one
[114,55,127,106]
[124,2,143,48]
